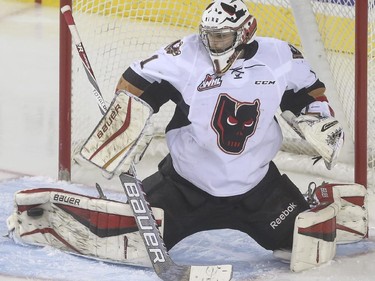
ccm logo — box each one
[255,80,275,85]
[270,202,297,229]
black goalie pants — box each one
[142,154,310,251]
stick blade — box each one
[189,265,233,281]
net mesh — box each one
[69,0,374,188]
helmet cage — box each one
[200,27,241,56]
[199,14,256,75]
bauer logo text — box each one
[97,104,122,139]
[124,182,166,264]
[53,194,80,206]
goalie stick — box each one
[61,5,107,115]
[120,167,232,281]
[60,5,233,280]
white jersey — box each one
[129,34,319,197]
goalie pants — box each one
[142,154,310,251]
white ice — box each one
[0,1,375,281]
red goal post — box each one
[59,0,372,190]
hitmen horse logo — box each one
[165,39,183,56]
[211,94,260,154]
[220,1,247,24]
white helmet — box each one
[199,0,257,75]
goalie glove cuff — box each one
[301,100,334,117]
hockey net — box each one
[64,0,375,189]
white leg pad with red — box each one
[291,183,368,272]
[333,183,368,244]
[291,198,340,272]
[6,188,164,267]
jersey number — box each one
[140,55,158,69]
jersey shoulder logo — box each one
[165,39,183,56]
[197,74,223,91]
[211,93,260,154]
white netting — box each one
[68,0,374,188]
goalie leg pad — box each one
[7,188,164,267]
[291,199,341,272]
[290,182,368,272]
[314,183,368,244]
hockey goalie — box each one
[7,0,369,275]
[6,88,368,273]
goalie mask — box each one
[199,0,257,75]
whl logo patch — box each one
[197,74,222,91]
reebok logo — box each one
[270,202,297,229]
[321,121,338,132]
